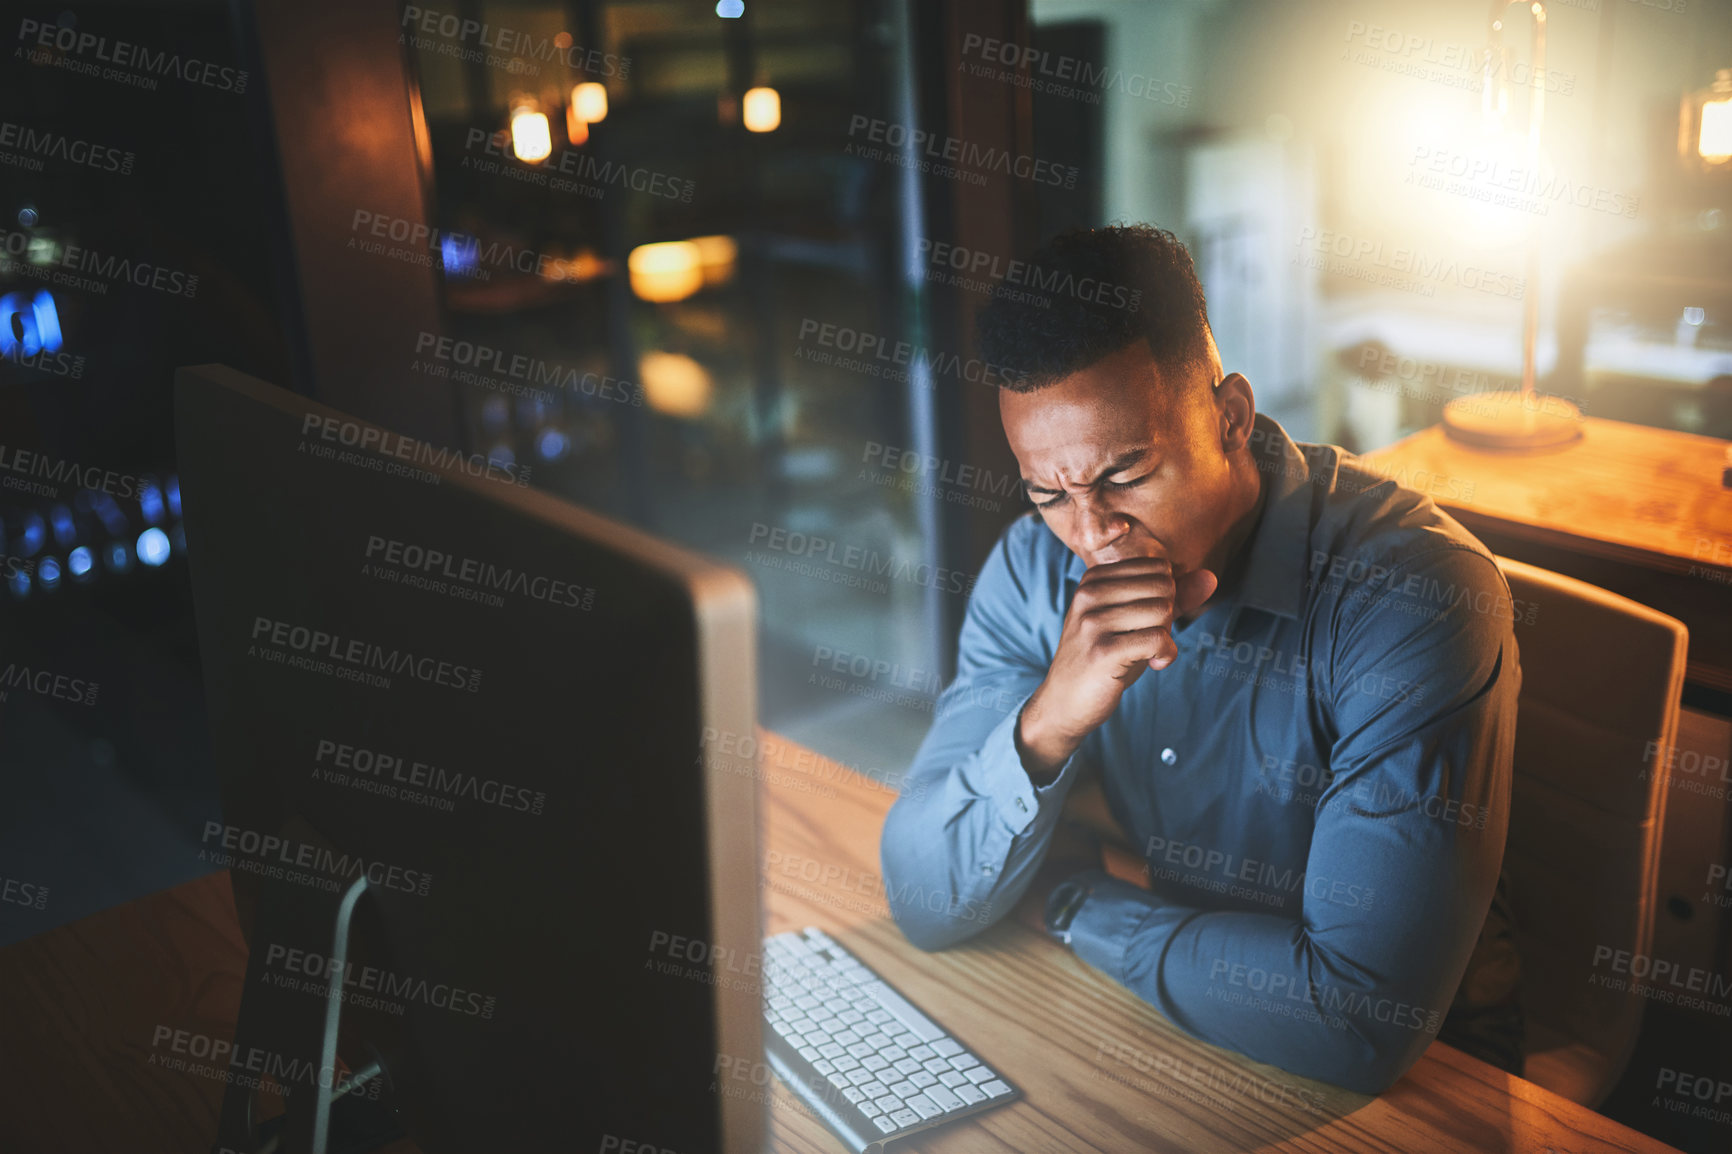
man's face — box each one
[998,339,1254,578]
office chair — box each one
[1495,555,1687,1108]
[1055,555,1687,1108]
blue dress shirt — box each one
[879,413,1523,1094]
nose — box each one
[1072,493,1130,557]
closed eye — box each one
[1031,474,1149,509]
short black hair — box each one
[975,224,1214,394]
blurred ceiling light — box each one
[566,104,590,146]
[689,235,739,286]
[1683,69,1732,166]
[743,86,780,133]
[572,82,608,124]
[510,102,552,163]
[639,351,713,418]
[716,0,745,16]
[628,241,704,302]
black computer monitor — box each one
[174,364,764,1154]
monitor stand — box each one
[211,857,402,1154]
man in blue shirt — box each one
[879,224,1524,1094]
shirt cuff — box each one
[1066,873,1161,987]
[971,694,1085,837]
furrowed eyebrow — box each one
[1022,448,1151,495]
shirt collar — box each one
[1058,411,1313,623]
[1228,412,1313,622]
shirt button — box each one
[1161,747,1177,766]
[982,865,995,876]
[1016,798,1028,812]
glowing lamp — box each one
[628,241,704,302]
[510,104,553,163]
[571,82,608,124]
[639,351,713,418]
[1682,69,1732,166]
[743,87,780,133]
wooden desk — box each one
[1361,416,1732,695]
[0,734,1679,1154]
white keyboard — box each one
[761,927,1020,1153]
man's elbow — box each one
[885,888,996,952]
[1284,1022,1430,1095]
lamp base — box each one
[1441,391,1584,450]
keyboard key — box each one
[833,1030,861,1046]
[922,1058,951,1076]
[797,1046,818,1062]
[866,1009,894,1025]
[931,1038,964,1058]
[847,1043,874,1060]
[886,1080,918,1099]
[965,1066,996,1085]
[812,1059,834,1075]
[818,1043,845,1059]
[861,982,947,1043]
[873,1116,897,1134]
[827,1073,851,1090]
[893,1058,922,1077]
[839,1010,865,1025]
[858,1099,880,1117]
[892,1032,920,1050]
[939,1070,967,1088]
[880,1046,907,1063]
[833,1056,860,1073]
[771,1020,798,1038]
[926,1084,965,1112]
[847,1069,876,1086]
[906,1094,942,1120]
[955,1083,985,1105]
[859,1081,887,1098]
[909,1071,938,1089]
[981,1080,1013,1098]
[890,1109,921,1129]
[909,1045,936,1062]
[862,1056,889,1072]
[949,1053,980,1071]
[842,1087,866,1104]
[873,1094,902,1114]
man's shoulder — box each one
[1303,441,1503,590]
[982,512,1075,606]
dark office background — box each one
[3,0,1732,1149]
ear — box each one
[1216,373,1256,453]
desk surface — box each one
[0,734,1680,1154]
[1359,416,1732,574]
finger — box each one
[1075,571,1177,607]
[1077,556,1172,586]
[1099,626,1175,675]
[1081,597,1178,635]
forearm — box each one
[880,698,1087,950]
[1067,881,1453,1094]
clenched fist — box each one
[1015,551,1217,781]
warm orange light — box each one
[510,106,552,163]
[1701,98,1732,163]
[565,104,590,146]
[688,235,738,287]
[628,241,704,302]
[639,351,713,417]
[572,82,608,124]
[743,86,780,133]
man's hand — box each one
[1018,552,1217,780]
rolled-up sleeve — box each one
[880,518,1090,950]
[1062,545,1521,1093]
